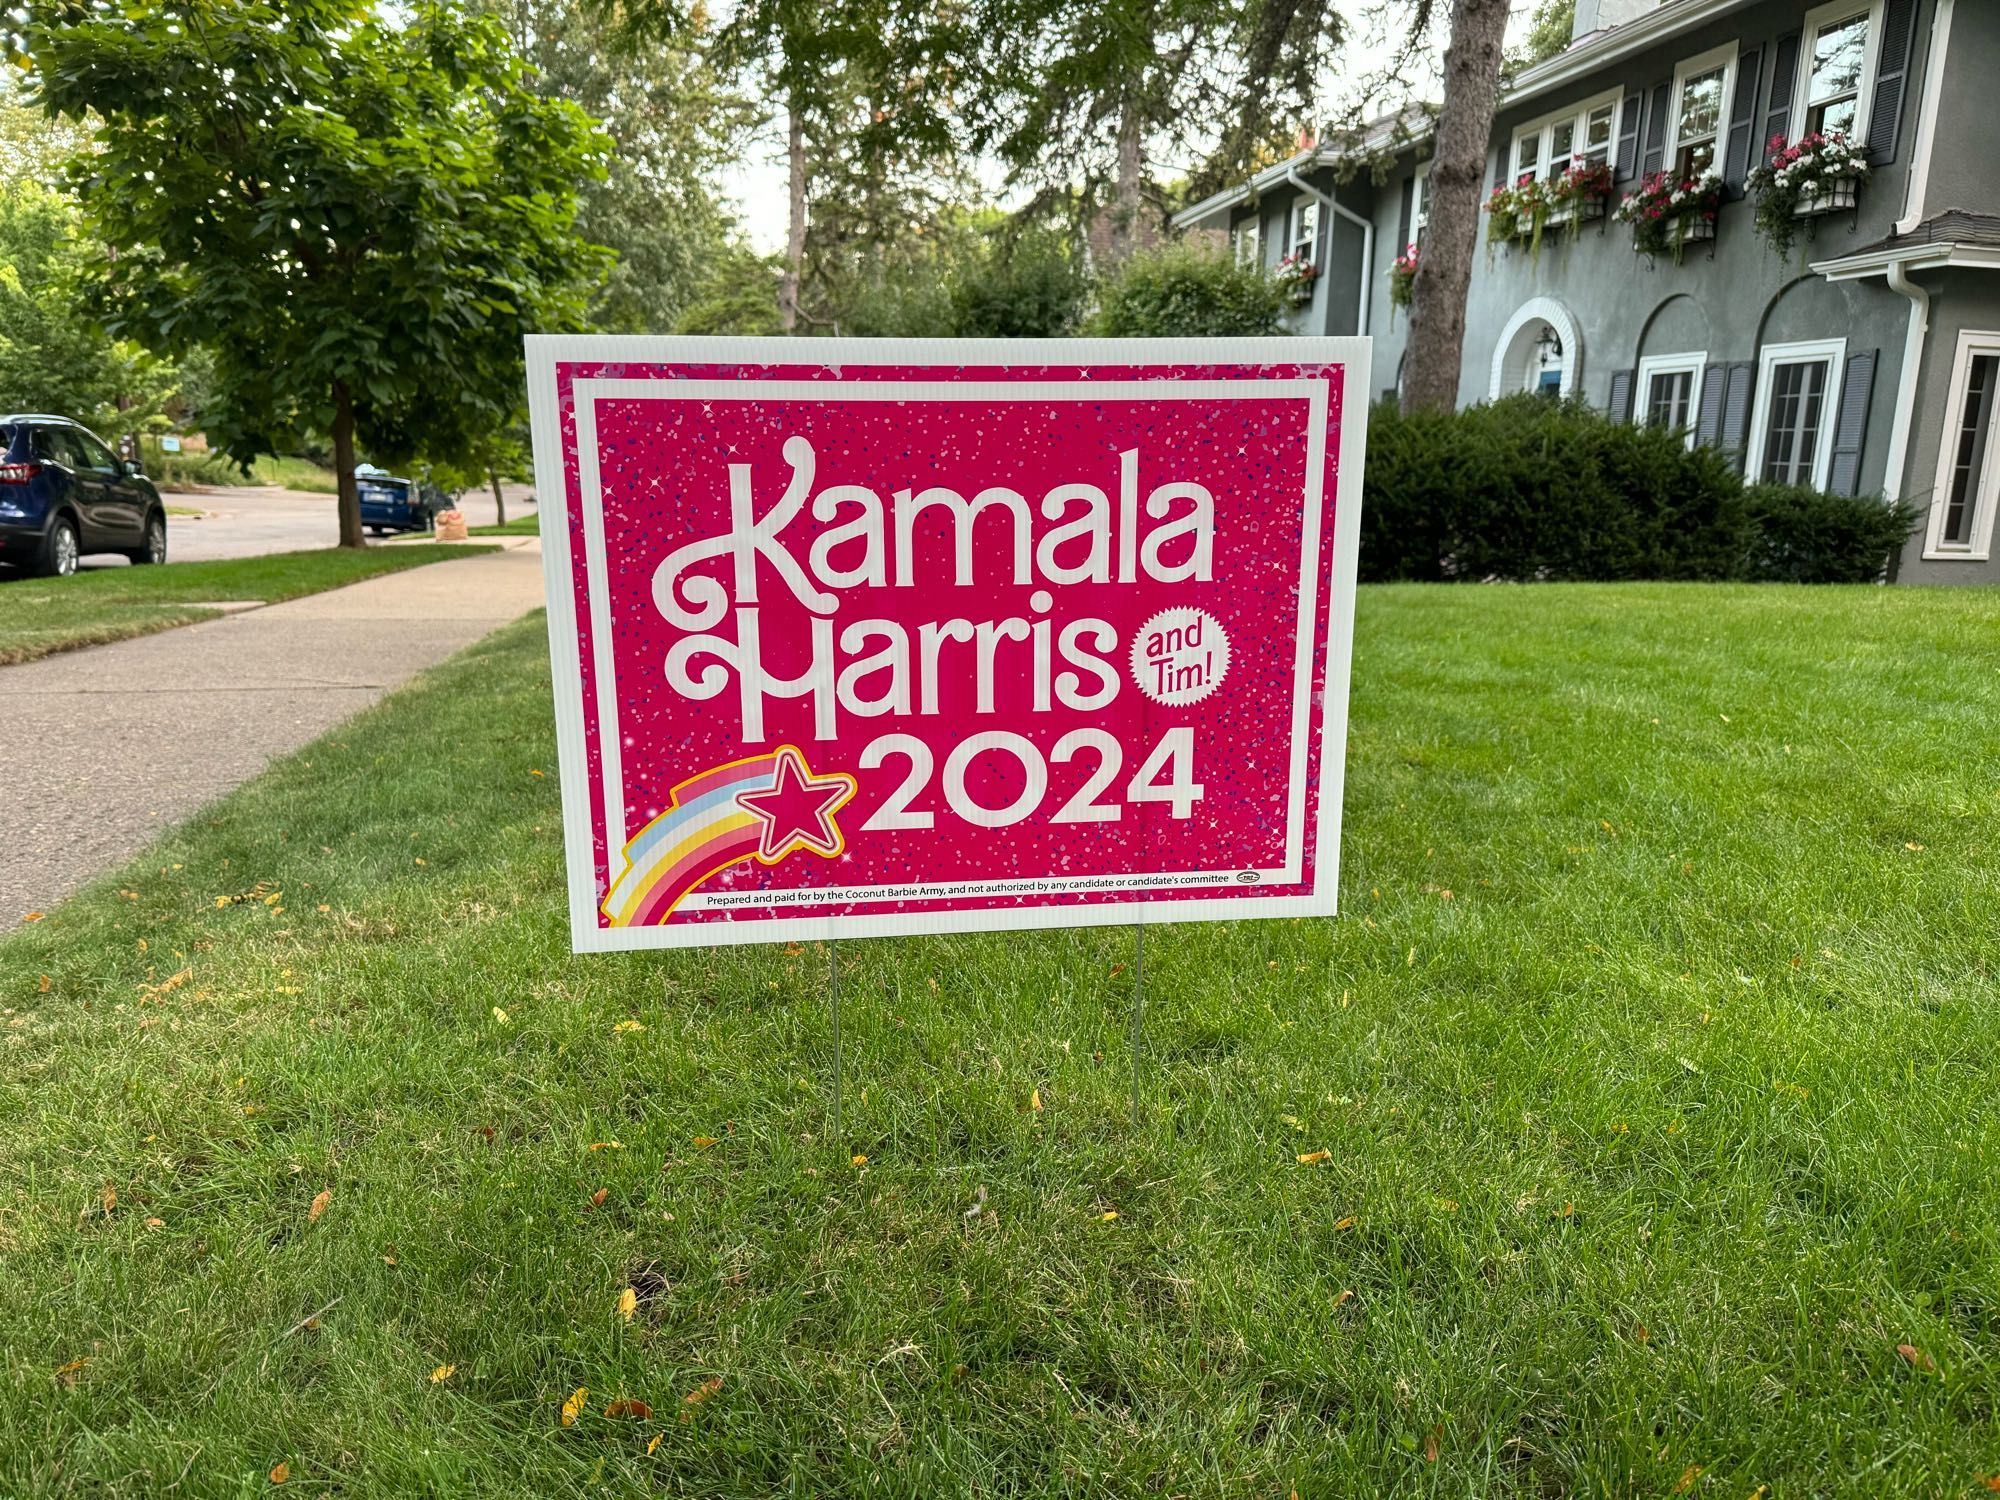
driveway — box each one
[90,479,537,567]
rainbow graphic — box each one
[600,746,856,926]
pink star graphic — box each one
[736,747,856,863]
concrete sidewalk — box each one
[0,540,546,923]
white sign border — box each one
[525,335,1371,952]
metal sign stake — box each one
[829,938,843,1144]
[1130,924,1147,1128]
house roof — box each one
[1173,0,1761,230]
[1813,210,2000,279]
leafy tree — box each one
[16,1,612,548]
[1510,0,1576,71]
[949,224,1091,337]
[1086,240,1285,337]
[674,246,787,335]
[486,0,751,334]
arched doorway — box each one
[1491,296,1582,401]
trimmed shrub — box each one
[1741,483,1920,583]
[1087,242,1287,337]
[1361,395,1748,582]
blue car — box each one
[357,466,439,535]
[0,414,168,576]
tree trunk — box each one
[331,379,364,550]
[488,464,507,528]
[1109,93,1145,266]
[1402,0,1511,414]
[779,94,806,335]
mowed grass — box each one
[0,545,497,665]
[2,583,1998,1497]
[468,511,541,537]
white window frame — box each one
[1792,1,1885,145]
[1924,329,2000,561]
[1637,351,1708,447]
[1232,214,1262,269]
[1747,337,1847,489]
[1509,87,1623,185]
[1668,43,1738,179]
[1288,199,1320,264]
[1411,163,1431,243]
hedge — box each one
[1360,396,1918,584]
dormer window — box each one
[1669,45,1734,178]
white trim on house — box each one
[1792,0,1886,144]
[1923,329,2000,561]
[1747,337,1848,488]
[1288,198,1321,265]
[1510,0,1758,109]
[1409,162,1431,247]
[1637,351,1709,446]
[1897,0,1955,235]
[1668,42,1738,178]
[1490,297,1583,400]
[1815,243,2000,280]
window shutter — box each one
[1640,81,1671,179]
[1828,349,1878,496]
[1608,369,1636,423]
[1616,92,1643,182]
[1725,46,1764,189]
[1764,32,1801,153]
[1695,362,1728,447]
[1397,176,1415,253]
[1718,362,1758,470]
[1868,0,1919,164]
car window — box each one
[36,429,84,469]
[70,429,120,472]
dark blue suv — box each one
[0,415,168,576]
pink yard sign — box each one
[525,336,1369,952]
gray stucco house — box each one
[1174,0,2000,584]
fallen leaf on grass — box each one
[1029,1089,1042,1112]
[100,1184,116,1215]
[605,1398,652,1418]
[1332,1289,1354,1310]
[692,1136,718,1149]
[618,1287,638,1322]
[1670,1463,1701,1494]
[561,1386,588,1426]
[53,1358,89,1385]
[492,1008,509,1024]
[679,1376,721,1420]
[431,1364,455,1384]
[1333,1215,1356,1232]
[1099,1210,1118,1222]
[1296,1149,1331,1165]
[647,1433,663,1455]
[1981,1476,2000,1492]
[38,975,50,993]
[1896,1343,1934,1371]
[145,1217,165,1230]
[308,1190,330,1223]
[1633,1324,1651,1344]
[21,912,43,923]
[587,1188,608,1209]
[269,1462,289,1485]
[1424,1422,1442,1462]
[588,1141,621,1152]
[1555,1201,1575,1219]
[851,1154,867,1167]
[613,1020,645,1034]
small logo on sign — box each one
[1130,606,1230,707]
[1236,870,1261,884]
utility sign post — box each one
[526,337,1368,952]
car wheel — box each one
[129,513,167,566]
[38,516,80,578]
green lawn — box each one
[2,584,1998,1497]
[0,545,497,665]
[469,511,540,536]
[140,443,342,494]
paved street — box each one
[78,479,537,568]
[0,539,546,922]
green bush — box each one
[949,228,1089,338]
[1360,397,1917,584]
[1361,395,1747,582]
[1741,483,1920,583]
[1087,242,1287,338]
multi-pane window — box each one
[1638,354,1706,449]
[1412,167,1430,239]
[1232,216,1261,269]
[1930,333,2000,558]
[1510,90,1621,184]
[1289,200,1319,262]
[1804,11,1870,135]
[1761,361,1831,484]
[1670,48,1734,178]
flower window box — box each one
[1794,177,1859,217]
[1748,131,1869,260]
